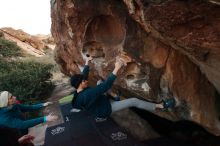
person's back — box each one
[71,55,118,117]
[72,72,117,117]
[73,84,112,118]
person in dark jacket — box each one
[0,91,57,130]
[0,126,34,146]
[71,55,175,118]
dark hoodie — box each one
[72,65,116,118]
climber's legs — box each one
[111,98,156,113]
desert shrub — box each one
[0,59,55,103]
[0,31,4,37]
[0,38,23,57]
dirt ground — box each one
[28,71,74,146]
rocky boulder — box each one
[0,27,55,56]
[51,0,220,135]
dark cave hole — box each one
[126,74,135,80]
[84,15,125,46]
[82,41,105,58]
[131,108,220,146]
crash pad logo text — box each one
[51,126,65,135]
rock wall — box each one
[51,0,220,135]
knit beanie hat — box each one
[70,74,84,89]
[0,91,12,108]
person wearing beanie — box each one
[0,91,57,130]
[0,91,12,108]
[71,54,175,118]
[0,126,35,146]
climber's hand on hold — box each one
[85,54,93,65]
[118,52,132,66]
[116,57,127,67]
[112,59,123,75]
[43,102,53,107]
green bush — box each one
[0,59,55,103]
[0,38,23,57]
[0,31,4,38]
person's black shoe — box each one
[114,90,121,101]
[162,98,176,110]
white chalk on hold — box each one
[70,108,81,112]
[81,51,88,61]
[116,57,127,67]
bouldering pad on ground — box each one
[45,103,142,146]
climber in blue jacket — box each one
[0,91,57,130]
[71,55,175,118]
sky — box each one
[0,0,51,35]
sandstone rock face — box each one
[0,27,55,56]
[1,27,45,50]
[35,34,56,50]
[51,0,220,135]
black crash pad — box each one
[45,103,142,146]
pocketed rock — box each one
[51,0,220,135]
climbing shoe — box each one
[114,90,121,101]
[162,98,176,109]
